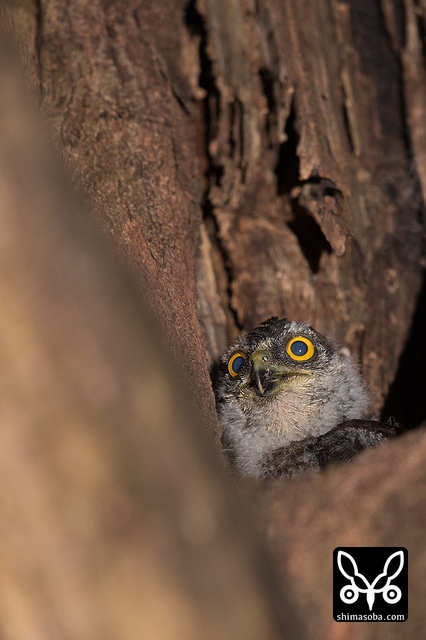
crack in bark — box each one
[255,0,287,145]
[274,98,334,272]
[184,0,222,187]
[378,0,416,163]
[184,0,242,331]
[228,98,244,177]
[413,0,426,65]
[34,0,44,97]
[258,67,274,144]
[274,97,299,196]
[382,268,426,428]
[204,207,242,332]
[339,85,358,157]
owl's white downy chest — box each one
[219,389,320,476]
[219,371,367,477]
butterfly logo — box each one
[337,550,404,611]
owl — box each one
[214,317,398,478]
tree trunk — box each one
[2,0,426,638]
[192,0,424,416]
[0,27,295,640]
[6,0,424,411]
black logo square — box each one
[333,547,408,622]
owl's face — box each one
[216,317,338,404]
[214,317,368,476]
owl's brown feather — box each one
[260,420,400,479]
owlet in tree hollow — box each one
[214,317,398,478]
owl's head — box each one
[214,317,368,453]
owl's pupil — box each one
[232,356,245,373]
[291,340,308,356]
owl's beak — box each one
[249,350,282,396]
[250,350,310,396]
[250,365,271,395]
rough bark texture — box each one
[2,0,426,638]
[5,0,424,414]
[192,0,424,416]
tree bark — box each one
[192,0,424,414]
[0,28,296,640]
[2,0,426,638]
[5,0,221,440]
[253,423,426,640]
[6,0,424,416]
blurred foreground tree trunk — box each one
[2,1,426,639]
[0,26,294,640]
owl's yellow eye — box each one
[286,336,315,361]
[228,352,247,377]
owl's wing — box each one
[260,419,401,479]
